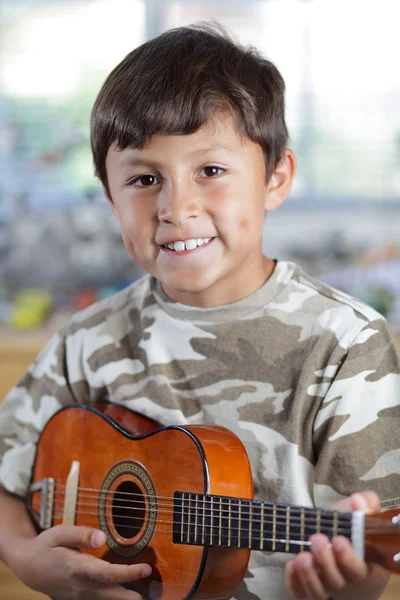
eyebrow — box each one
[117,145,236,171]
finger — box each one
[78,555,152,585]
[285,559,308,599]
[310,534,346,592]
[333,490,381,513]
[100,585,146,600]
[332,536,368,582]
[349,491,381,514]
[294,552,330,600]
[50,525,106,550]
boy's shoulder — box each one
[286,261,383,323]
[273,261,387,350]
[66,273,155,334]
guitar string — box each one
[49,511,396,541]
[51,486,366,522]
[54,483,400,518]
[50,499,397,533]
[51,492,397,530]
[51,497,354,530]
[49,511,345,543]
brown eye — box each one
[200,166,224,178]
[131,174,159,187]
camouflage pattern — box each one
[1,260,399,600]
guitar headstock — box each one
[365,507,400,573]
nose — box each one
[157,183,201,225]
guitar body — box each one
[29,403,253,600]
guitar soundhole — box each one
[100,461,157,556]
[112,481,145,539]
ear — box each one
[264,149,296,212]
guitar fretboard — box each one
[172,492,352,554]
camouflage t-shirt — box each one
[1,260,399,600]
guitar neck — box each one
[173,492,363,556]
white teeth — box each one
[173,241,185,252]
[185,239,197,250]
[165,237,213,251]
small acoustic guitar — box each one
[28,402,400,600]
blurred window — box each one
[0,0,145,218]
[0,0,399,219]
[158,0,400,206]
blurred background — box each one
[0,2,400,599]
[0,0,399,339]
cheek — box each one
[117,202,152,236]
[239,217,250,230]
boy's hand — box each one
[285,491,380,600]
[11,524,151,599]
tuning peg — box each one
[394,553,400,564]
[392,515,400,525]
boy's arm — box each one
[0,325,151,598]
[0,485,38,566]
[0,485,151,599]
[285,491,390,600]
[285,317,400,600]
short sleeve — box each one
[312,318,400,509]
[0,328,78,497]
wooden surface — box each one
[1,561,399,599]
[0,335,45,402]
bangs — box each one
[91,24,288,188]
[109,91,244,151]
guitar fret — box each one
[249,503,252,548]
[219,497,222,546]
[285,506,290,552]
[210,496,213,545]
[202,495,205,545]
[333,511,338,537]
[195,494,198,543]
[260,503,264,550]
[272,504,277,551]
[181,492,185,543]
[173,491,354,553]
[238,500,242,547]
[228,498,231,547]
[316,509,321,533]
[300,508,305,551]
[188,494,192,543]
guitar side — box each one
[28,403,253,600]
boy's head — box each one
[90,24,296,308]
[91,23,289,194]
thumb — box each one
[349,491,381,514]
[332,491,381,514]
[50,525,107,550]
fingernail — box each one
[333,537,347,551]
[92,531,105,546]
[353,493,368,510]
[141,566,152,578]
[299,556,312,570]
[286,562,294,576]
[311,537,326,554]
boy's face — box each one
[104,112,295,307]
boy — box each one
[0,24,399,600]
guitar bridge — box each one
[29,478,55,530]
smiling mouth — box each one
[160,237,214,252]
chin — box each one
[163,272,218,294]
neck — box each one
[173,492,361,556]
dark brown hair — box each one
[91,23,289,193]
